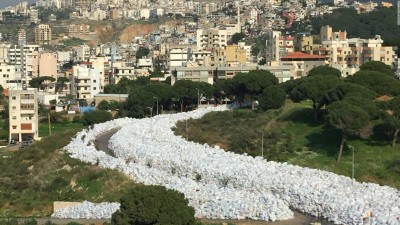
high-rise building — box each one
[35,24,52,45]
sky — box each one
[0,0,36,8]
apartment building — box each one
[29,8,39,24]
[90,56,110,91]
[73,45,91,62]
[114,66,136,83]
[265,31,294,63]
[213,45,247,67]
[9,88,39,143]
[311,34,395,73]
[23,45,41,78]
[39,52,58,78]
[71,64,100,101]
[75,0,95,11]
[169,48,191,67]
[68,24,91,37]
[196,24,241,51]
[18,29,26,47]
[0,62,20,88]
[171,65,295,84]
[35,24,52,45]
[280,52,326,78]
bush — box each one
[81,110,112,126]
[21,218,37,225]
[111,185,195,225]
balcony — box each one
[77,83,91,87]
[20,109,35,114]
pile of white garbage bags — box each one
[53,106,400,225]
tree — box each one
[29,76,56,90]
[251,45,260,56]
[82,110,113,126]
[57,77,69,83]
[381,97,400,147]
[136,47,150,59]
[346,70,400,96]
[291,75,342,121]
[231,70,278,110]
[326,101,370,162]
[307,65,341,78]
[173,80,212,111]
[97,100,111,110]
[322,82,377,106]
[259,85,287,110]
[360,61,393,76]
[230,32,246,44]
[111,185,195,225]
[124,90,156,117]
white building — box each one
[73,45,91,62]
[9,88,39,142]
[140,8,151,19]
[196,25,240,51]
[71,64,100,101]
[0,62,21,89]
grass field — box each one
[0,122,138,217]
[174,101,400,189]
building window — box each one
[12,106,16,109]
[93,87,97,90]
[12,125,17,129]
[20,103,34,110]
[93,80,96,83]
[12,116,16,120]
[12,96,16,100]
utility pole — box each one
[398,0,400,25]
[153,97,159,115]
[48,112,52,136]
[196,88,200,108]
[349,145,355,181]
[258,130,264,158]
[186,119,188,141]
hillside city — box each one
[1,0,400,224]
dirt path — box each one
[94,128,120,157]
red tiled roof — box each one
[281,52,325,59]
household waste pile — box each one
[55,106,400,225]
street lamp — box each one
[348,145,355,180]
[153,96,159,115]
[258,129,264,158]
[186,119,188,141]
[196,88,200,108]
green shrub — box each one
[82,110,113,126]
[21,218,37,225]
[112,185,195,225]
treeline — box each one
[309,7,400,49]
[102,70,285,118]
[280,62,400,162]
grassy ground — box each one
[174,101,400,189]
[0,123,138,217]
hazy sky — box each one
[0,0,36,8]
